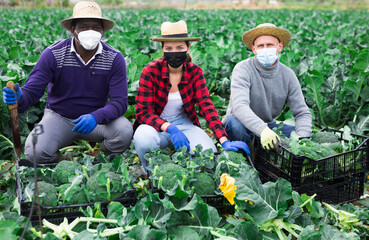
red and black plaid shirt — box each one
[134,59,227,141]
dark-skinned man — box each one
[2,1,133,163]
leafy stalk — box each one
[39,217,135,239]
[260,218,303,240]
[323,202,362,231]
[300,193,317,208]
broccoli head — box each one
[191,172,215,196]
[217,151,246,164]
[92,163,113,174]
[67,190,88,204]
[86,170,122,201]
[311,131,340,144]
[37,181,58,206]
[54,160,81,184]
[297,139,337,160]
[154,163,185,190]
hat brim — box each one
[149,37,201,42]
[60,16,115,32]
[242,26,291,49]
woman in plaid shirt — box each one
[133,20,250,173]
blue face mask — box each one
[256,48,278,67]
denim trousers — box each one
[224,116,295,144]
[133,113,217,173]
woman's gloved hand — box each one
[260,126,280,150]
[3,83,22,105]
[72,114,97,134]
[166,124,190,151]
[221,140,251,156]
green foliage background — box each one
[0,9,369,159]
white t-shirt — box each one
[160,91,184,120]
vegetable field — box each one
[1,9,369,153]
[0,8,369,240]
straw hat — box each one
[242,23,291,49]
[60,1,114,32]
[150,20,201,42]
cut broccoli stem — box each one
[153,165,158,176]
[106,178,111,201]
[148,157,153,165]
[158,176,163,189]
[82,165,89,180]
[181,175,187,186]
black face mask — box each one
[163,51,187,68]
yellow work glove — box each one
[260,126,280,150]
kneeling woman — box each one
[133,20,249,173]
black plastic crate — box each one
[201,194,235,215]
[19,189,136,226]
[254,129,369,204]
[150,187,234,216]
[16,160,137,226]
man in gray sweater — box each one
[222,23,312,150]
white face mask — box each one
[256,48,278,67]
[76,30,102,50]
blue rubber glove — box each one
[72,114,97,134]
[166,124,190,151]
[3,83,22,105]
[221,140,251,156]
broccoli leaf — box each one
[168,226,200,240]
[234,167,293,225]
[232,221,262,240]
[319,224,360,240]
[188,195,222,236]
[60,175,83,203]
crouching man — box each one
[223,23,312,150]
[2,1,133,162]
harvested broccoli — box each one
[86,170,122,201]
[92,163,113,173]
[154,163,185,190]
[311,131,340,144]
[217,151,246,164]
[322,142,343,153]
[191,172,215,196]
[279,137,290,148]
[67,190,88,204]
[54,160,80,184]
[37,181,58,206]
[297,139,337,160]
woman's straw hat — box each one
[242,23,291,49]
[60,1,114,32]
[150,20,201,42]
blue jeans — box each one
[224,116,295,144]
[133,113,217,173]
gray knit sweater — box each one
[222,57,312,137]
